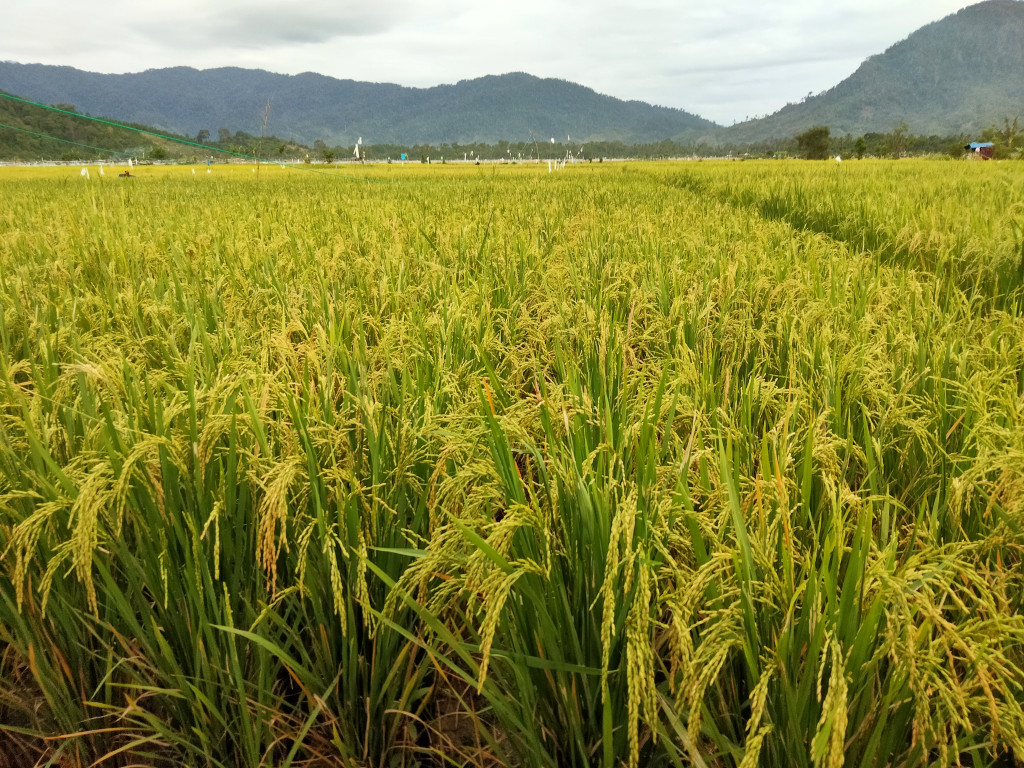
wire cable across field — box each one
[0,119,135,158]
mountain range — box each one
[725,0,1024,142]
[0,66,717,147]
[1,0,1022,148]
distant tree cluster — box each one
[796,126,831,159]
[755,117,1023,161]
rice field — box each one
[1,159,1022,768]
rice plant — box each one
[1,160,1022,767]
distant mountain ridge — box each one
[1,0,1022,147]
[728,0,1024,142]
[0,64,718,146]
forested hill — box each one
[727,0,1024,142]
[0,90,182,161]
[0,66,718,147]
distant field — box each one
[1,160,1022,768]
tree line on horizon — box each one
[1,91,1020,163]
[179,119,1024,163]
[794,118,1022,160]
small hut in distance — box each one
[965,141,995,159]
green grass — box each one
[1,160,1022,767]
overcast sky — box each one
[3,0,978,125]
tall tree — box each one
[796,126,831,159]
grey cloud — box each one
[131,1,415,50]
[663,50,865,77]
